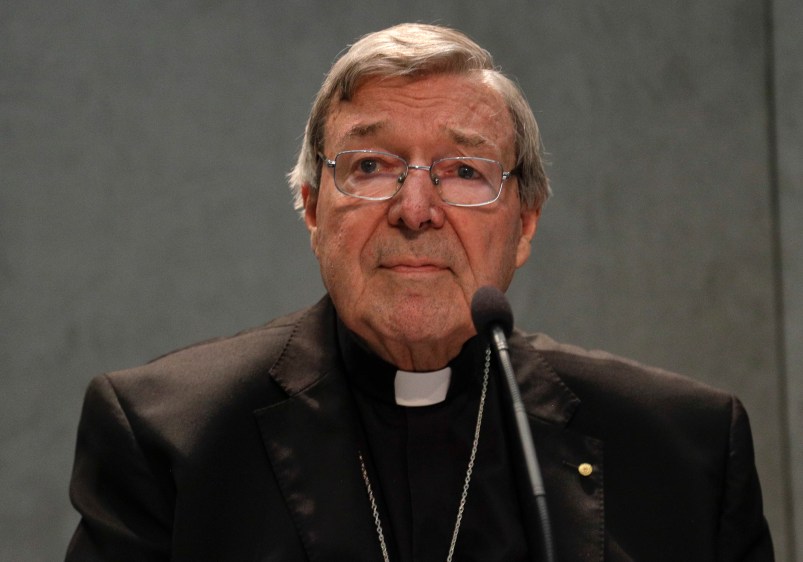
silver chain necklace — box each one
[358,346,491,562]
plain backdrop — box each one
[2,2,801,560]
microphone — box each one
[471,286,556,562]
[470,284,514,340]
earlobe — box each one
[515,205,541,268]
[301,184,319,251]
[302,184,317,226]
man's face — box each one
[302,73,540,370]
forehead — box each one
[324,73,515,159]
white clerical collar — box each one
[394,367,452,407]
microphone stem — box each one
[490,326,556,562]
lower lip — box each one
[386,265,446,275]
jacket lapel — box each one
[253,300,381,561]
[511,332,606,561]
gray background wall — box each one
[2,2,800,560]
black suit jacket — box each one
[66,296,773,561]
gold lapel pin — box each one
[578,463,594,477]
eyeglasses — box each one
[321,150,514,207]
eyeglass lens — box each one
[333,151,503,205]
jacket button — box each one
[578,463,593,477]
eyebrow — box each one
[334,122,494,151]
[338,121,386,144]
[447,127,490,149]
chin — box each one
[385,304,470,343]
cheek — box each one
[316,227,345,274]
[470,217,523,285]
[315,210,376,287]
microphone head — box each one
[471,285,514,337]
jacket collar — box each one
[510,329,581,426]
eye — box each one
[457,164,479,180]
[434,159,489,182]
[357,158,379,174]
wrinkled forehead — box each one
[323,73,516,160]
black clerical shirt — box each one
[337,323,531,562]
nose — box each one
[387,166,445,231]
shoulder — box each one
[521,330,733,404]
[513,331,741,440]
[85,298,334,427]
[137,302,314,377]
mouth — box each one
[380,258,449,275]
[388,264,445,274]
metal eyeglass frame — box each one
[320,150,514,207]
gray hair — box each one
[288,23,550,212]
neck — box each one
[348,324,475,372]
[360,337,466,371]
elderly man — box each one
[66,23,773,561]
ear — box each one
[515,204,541,269]
[301,184,319,253]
